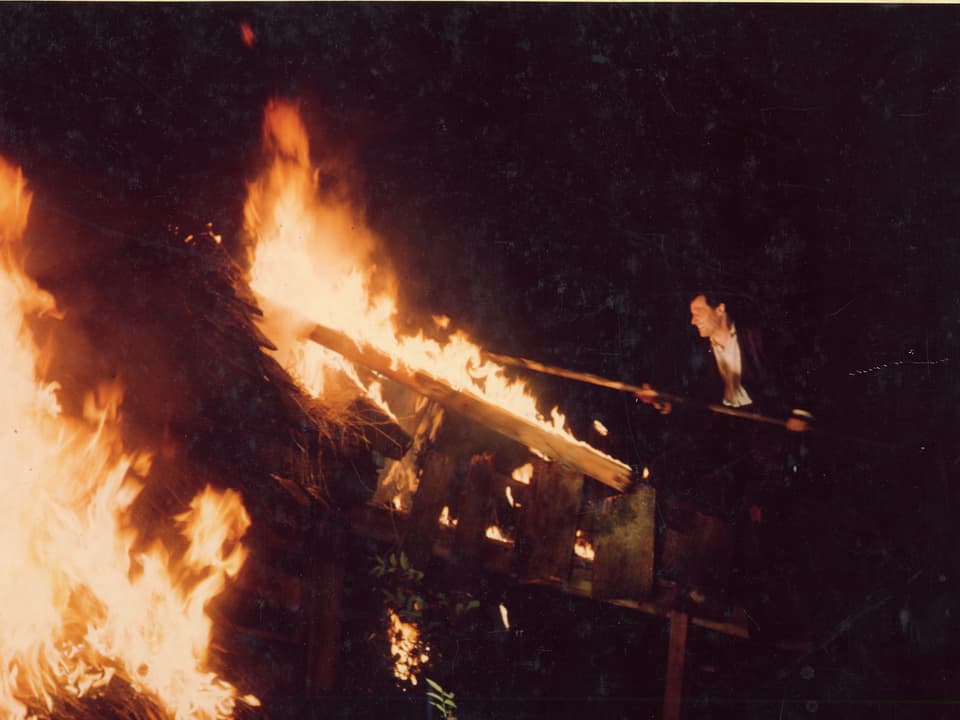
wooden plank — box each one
[517,459,584,583]
[453,454,497,573]
[404,450,456,567]
[663,610,689,720]
[255,295,632,492]
[591,484,656,601]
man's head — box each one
[689,292,731,342]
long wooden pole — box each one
[483,351,794,429]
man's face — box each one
[689,295,724,339]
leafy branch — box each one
[425,677,457,720]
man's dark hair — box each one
[688,289,760,327]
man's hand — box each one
[786,408,814,433]
[785,417,809,432]
[636,384,672,415]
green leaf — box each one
[400,552,409,570]
[425,677,445,693]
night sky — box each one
[2,4,960,718]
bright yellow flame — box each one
[0,158,253,719]
[243,101,626,462]
[511,462,534,486]
[498,603,510,630]
[592,419,609,437]
[387,609,428,688]
[574,529,596,562]
[485,525,513,545]
[437,506,457,528]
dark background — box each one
[2,4,959,718]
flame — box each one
[574,529,596,562]
[498,604,510,630]
[437,506,457,528]
[242,100,619,459]
[485,526,513,545]
[387,609,429,688]
[0,158,253,718]
[592,419,609,437]
[511,462,533,486]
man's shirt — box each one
[710,325,753,408]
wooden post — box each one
[663,610,689,720]
[305,521,345,697]
[452,454,496,576]
[405,450,456,567]
[516,459,584,583]
[591,484,656,601]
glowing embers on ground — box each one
[242,99,616,460]
[0,159,256,719]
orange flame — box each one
[0,158,254,718]
[387,609,429,689]
[243,100,621,461]
[574,529,596,562]
[484,525,513,545]
[511,462,534,485]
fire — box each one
[574,529,596,562]
[485,526,513,545]
[242,100,609,457]
[437,506,457,528]
[511,462,533,485]
[0,159,254,718]
[387,609,429,688]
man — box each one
[640,291,812,631]
[663,291,811,432]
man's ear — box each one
[716,302,726,317]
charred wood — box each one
[404,450,456,568]
[516,460,584,583]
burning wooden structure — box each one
[0,101,763,720]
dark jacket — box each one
[691,324,796,419]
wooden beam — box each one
[517,459,584,583]
[663,610,689,720]
[404,450,456,567]
[255,296,632,492]
[452,453,497,577]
